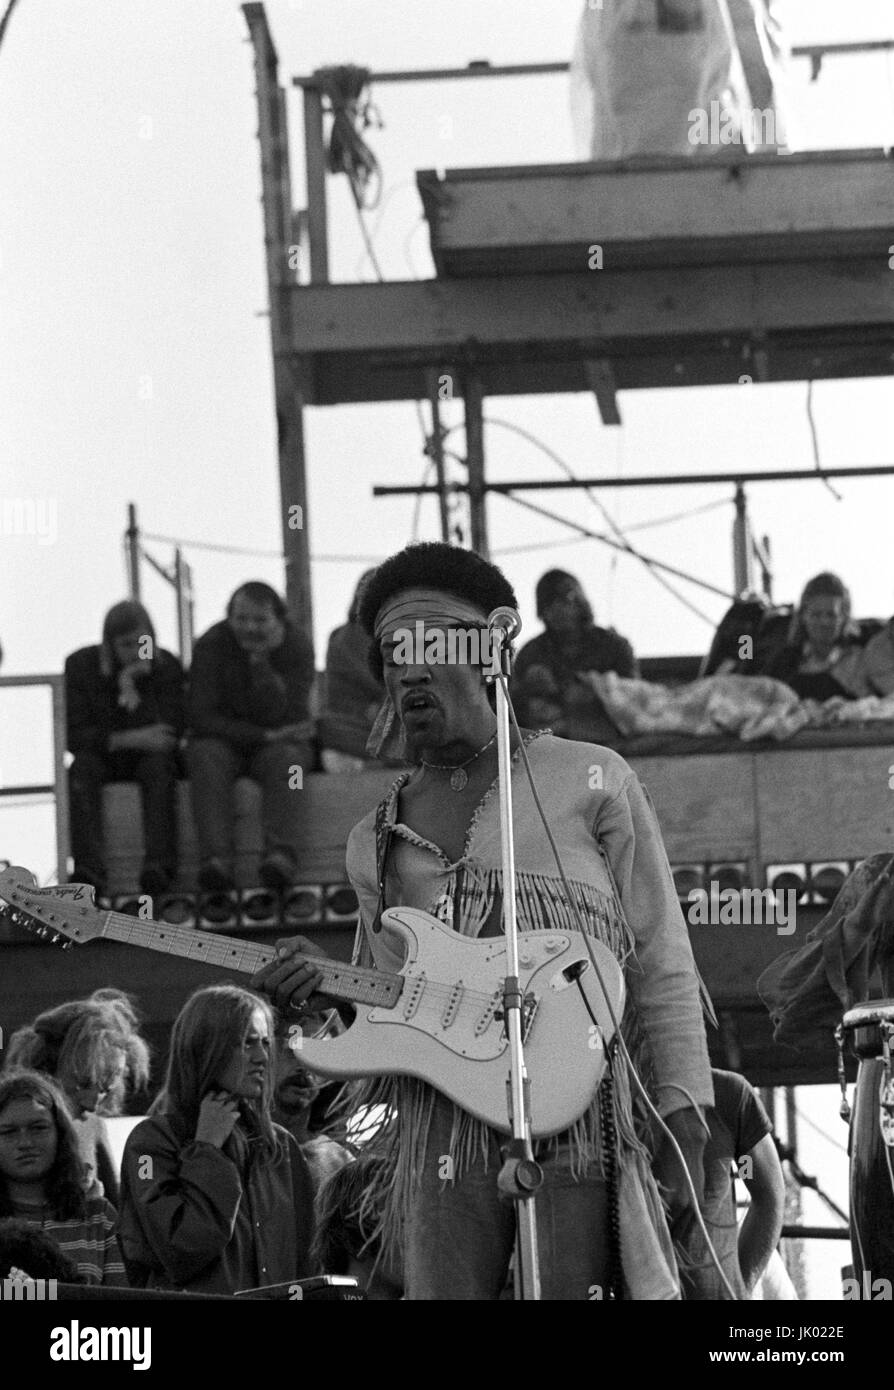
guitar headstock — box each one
[0,867,106,948]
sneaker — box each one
[258,852,297,891]
[198,858,235,893]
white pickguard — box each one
[298,906,625,1137]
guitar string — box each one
[104,912,502,1005]
[12,901,597,1011]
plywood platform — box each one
[417,149,894,277]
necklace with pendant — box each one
[420,731,498,791]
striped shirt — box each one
[10,1195,127,1286]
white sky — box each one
[1,0,893,691]
[1,0,889,1298]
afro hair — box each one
[357,543,518,679]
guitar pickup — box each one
[441,981,464,1029]
[474,988,502,1037]
[403,972,426,1020]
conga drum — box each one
[836,1001,894,1284]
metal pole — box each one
[491,635,541,1300]
[174,549,194,669]
[784,1086,807,1299]
[291,41,894,87]
[243,4,315,648]
[425,368,452,542]
[183,558,195,670]
[754,533,773,601]
[374,464,894,496]
[464,373,489,558]
[51,675,70,885]
[125,503,141,600]
[302,83,329,284]
[732,483,753,596]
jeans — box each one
[186,736,312,869]
[69,749,178,883]
[402,1093,611,1300]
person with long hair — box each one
[3,991,151,1204]
[764,572,866,701]
[117,985,316,1293]
[318,568,389,769]
[0,1071,126,1286]
[65,598,185,898]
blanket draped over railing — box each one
[584,672,894,743]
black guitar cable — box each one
[497,670,739,1300]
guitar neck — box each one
[102,911,402,1008]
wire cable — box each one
[806,381,843,502]
[483,416,720,627]
[496,672,740,1299]
[793,1105,848,1155]
[623,497,733,533]
[0,0,22,55]
[437,416,726,624]
[503,492,726,621]
[774,1138,849,1224]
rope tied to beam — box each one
[317,64,383,210]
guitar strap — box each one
[371,794,397,935]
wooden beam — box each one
[302,84,329,284]
[425,368,452,542]
[307,332,894,404]
[243,4,314,647]
[416,151,894,276]
[463,373,488,557]
[284,261,894,356]
[584,358,621,426]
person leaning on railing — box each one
[762,572,872,702]
[317,568,390,772]
[186,582,315,893]
[65,599,184,900]
[510,568,638,744]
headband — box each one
[373,589,490,642]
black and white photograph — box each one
[1,0,893,1363]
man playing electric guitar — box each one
[253,543,717,1301]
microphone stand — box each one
[487,620,543,1301]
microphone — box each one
[487,606,522,641]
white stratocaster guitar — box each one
[0,868,624,1138]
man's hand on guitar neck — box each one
[250,936,335,1018]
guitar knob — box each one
[519,952,533,968]
[544,939,562,954]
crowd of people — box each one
[2,540,804,1300]
[64,564,894,899]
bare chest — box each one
[397,768,494,863]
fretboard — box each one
[102,911,403,1008]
